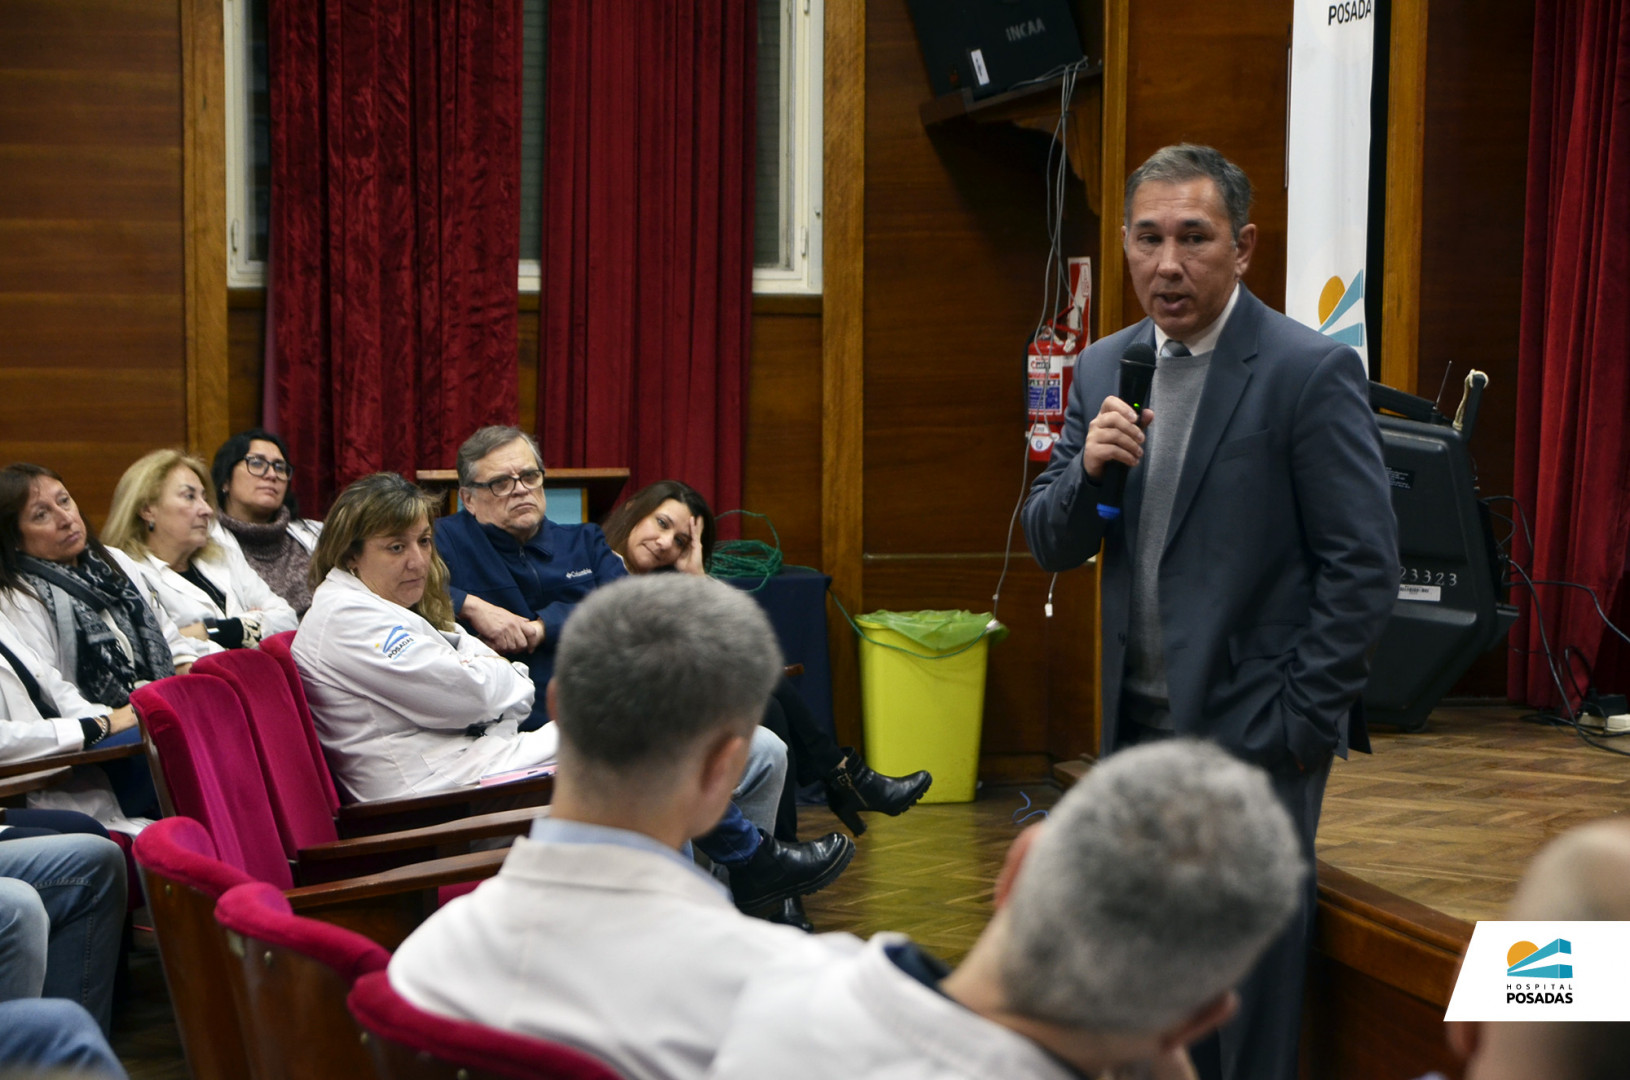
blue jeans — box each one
[0,998,127,1077]
[0,835,127,1035]
[693,725,788,865]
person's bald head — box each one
[1455,819,1630,1080]
[1508,819,1630,921]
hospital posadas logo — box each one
[1505,938,1574,1005]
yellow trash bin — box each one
[855,610,1004,804]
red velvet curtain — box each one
[268,0,522,514]
[1511,0,1630,706]
[538,0,756,519]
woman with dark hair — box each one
[601,479,714,577]
[210,429,322,614]
[604,482,933,838]
[0,464,176,825]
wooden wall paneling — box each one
[182,0,229,458]
[517,296,539,436]
[1381,0,1429,395]
[227,290,266,435]
[862,0,1099,778]
[1120,0,1294,328]
[743,311,824,567]
[0,0,187,520]
[823,0,867,750]
[1417,0,1532,699]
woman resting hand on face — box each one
[210,429,323,616]
[602,482,934,844]
[104,450,297,652]
[292,473,559,802]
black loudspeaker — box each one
[906,0,1087,100]
[1362,377,1518,731]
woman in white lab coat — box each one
[0,463,205,708]
[103,449,297,651]
[292,472,557,802]
[0,610,150,835]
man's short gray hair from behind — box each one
[456,426,542,488]
[998,740,1304,1033]
[1124,144,1254,240]
[552,575,784,770]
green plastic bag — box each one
[854,609,1008,656]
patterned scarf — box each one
[218,507,315,615]
[20,551,175,708]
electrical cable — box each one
[992,58,1082,624]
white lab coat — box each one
[389,833,846,1080]
[0,548,216,701]
[292,568,557,801]
[708,933,1080,1080]
[123,543,299,641]
[0,610,149,836]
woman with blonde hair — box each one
[292,473,557,801]
[105,449,296,651]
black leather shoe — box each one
[729,832,854,911]
[823,749,933,836]
[756,896,815,933]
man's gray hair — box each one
[552,575,784,769]
[999,740,1304,1032]
[1124,144,1254,240]
[456,426,542,487]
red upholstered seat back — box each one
[194,648,340,856]
[132,674,294,890]
[131,816,255,1080]
[215,881,390,1080]
[260,630,342,812]
[348,970,626,1080]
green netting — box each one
[854,609,1009,653]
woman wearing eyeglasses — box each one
[209,429,323,614]
[103,449,297,650]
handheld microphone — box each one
[1096,341,1158,521]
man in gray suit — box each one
[1022,144,1398,1080]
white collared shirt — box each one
[1154,281,1242,357]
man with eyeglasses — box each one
[435,426,854,918]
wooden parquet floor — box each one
[1318,704,1630,923]
[798,784,1060,963]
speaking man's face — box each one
[1122,176,1256,342]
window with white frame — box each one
[225,0,822,296]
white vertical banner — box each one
[1285,0,1376,364]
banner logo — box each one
[1444,922,1630,1020]
[1507,938,1573,978]
[1317,271,1365,348]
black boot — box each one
[728,832,854,912]
[756,896,815,933]
[823,750,933,836]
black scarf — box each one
[20,551,175,707]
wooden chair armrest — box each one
[297,807,545,864]
[784,663,805,678]
[0,741,145,782]
[284,848,511,948]
[335,774,553,835]
[0,767,75,801]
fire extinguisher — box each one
[1026,323,1081,462]
[1026,257,1092,463]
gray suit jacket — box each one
[1022,286,1398,770]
